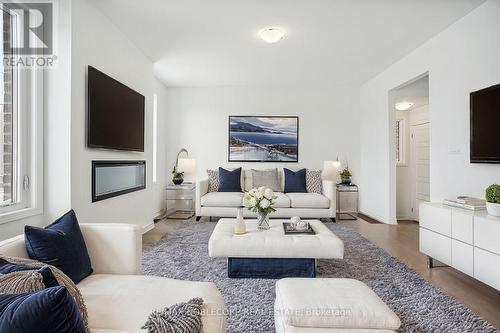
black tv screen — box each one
[87,66,145,152]
[470,83,500,163]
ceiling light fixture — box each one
[395,101,414,111]
[259,27,285,43]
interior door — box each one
[411,122,430,220]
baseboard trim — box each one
[358,212,383,224]
[142,222,155,234]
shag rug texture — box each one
[142,221,498,333]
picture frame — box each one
[228,116,299,162]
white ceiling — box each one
[394,75,429,109]
[90,0,485,87]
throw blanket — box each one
[0,256,91,333]
[142,297,204,333]
[1,257,204,333]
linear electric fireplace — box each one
[92,160,146,202]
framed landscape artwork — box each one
[228,116,299,162]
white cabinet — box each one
[474,248,500,291]
[474,215,500,255]
[419,202,500,291]
[451,240,473,276]
[420,228,451,265]
[451,210,473,244]
[420,203,451,236]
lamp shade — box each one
[177,158,196,175]
[322,161,338,181]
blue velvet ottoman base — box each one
[227,257,316,279]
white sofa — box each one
[196,169,336,221]
[0,223,226,333]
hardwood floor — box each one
[340,218,500,330]
[143,217,500,330]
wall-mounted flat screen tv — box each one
[470,83,500,163]
[87,66,145,152]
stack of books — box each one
[443,196,486,211]
[336,184,358,192]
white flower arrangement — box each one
[244,186,277,215]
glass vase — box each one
[257,211,270,230]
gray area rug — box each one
[142,221,498,333]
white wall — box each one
[396,109,411,219]
[165,86,360,183]
[70,0,160,228]
[45,0,73,223]
[153,79,169,214]
[0,0,170,240]
[0,0,73,240]
[360,0,500,224]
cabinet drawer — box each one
[474,215,500,255]
[451,240,473,276]
[451,209,473,244]
[419,228,451,265]
[474,248,500,291]
[420,204,451,236]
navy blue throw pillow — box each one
[24,210,93,284]
[0,258,59,288]
[0,286,85,333]
[218,167,242,192]
[284,168,307,193]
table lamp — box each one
[177,157,196,182]
[322,160,340,182]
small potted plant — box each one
[172,167,184,185]
[486,184,500,217]
[339,168,352,185]
[244,186,277,230]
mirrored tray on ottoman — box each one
[283,222,316,235]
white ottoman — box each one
[275,278,401,333]
[209,219,344,278]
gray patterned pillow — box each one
[206,169,219,192]
[306,170,323,194]
[251,169,281,192]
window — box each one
[152,93,158,183]
[0,7,43,222]
[1,9,20,211]
[396,119,406,166]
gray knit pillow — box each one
[251,169,281,192]
[142,297,204,333]
[306,170,323,194]
[206,169,219,192]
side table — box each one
[336,184,359,220]
[165,182,196,219]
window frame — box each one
[152,93,157,184]
[396,118,407,166]
[0,8,43,224]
